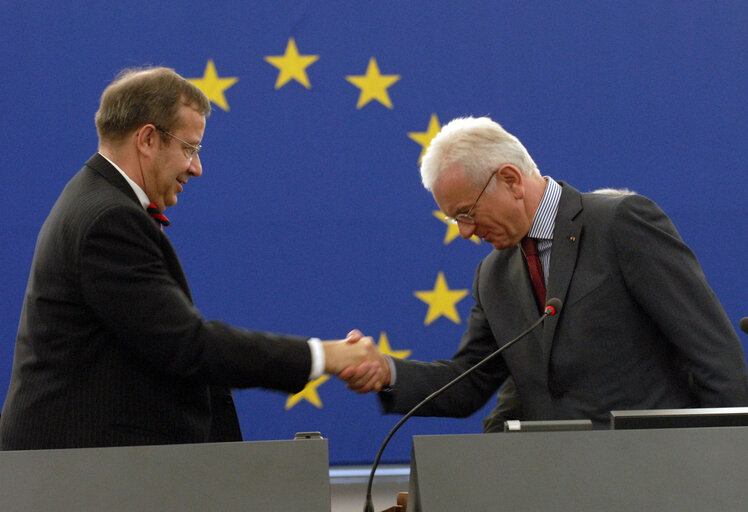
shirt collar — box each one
[98,152,151,210]
[527,176,561,241]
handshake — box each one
[321,330,390,393]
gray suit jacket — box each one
[1,154,312,449]
[381,182,748,424]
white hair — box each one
[420,116,540,191]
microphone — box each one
[363,298,563,512]
[740,317,748,335]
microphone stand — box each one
[363,301,561,512]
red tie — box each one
[521,237,546,311]
[147,202,170,227]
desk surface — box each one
[409,426,748,512]
[1,439,330,512]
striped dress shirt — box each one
[525,177,562,286]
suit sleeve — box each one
[481,376,523,432]
[613,195,748,405]
[380,260,508,417]
[79,205,311,393]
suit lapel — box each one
[542,183,583,366]
[511,249,545,346]
[488,246,545,349]
[85,153,195,303]
[160,237,194,302]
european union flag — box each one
[1,1,745,464]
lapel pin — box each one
[569,236,577,242]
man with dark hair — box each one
[0,66,379,449]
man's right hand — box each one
[321,330,390,392]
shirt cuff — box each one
[384,355,397,388]
[307,338,324,380]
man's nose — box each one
[458,221,476,239]
[189,154,202,177]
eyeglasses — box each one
[156,126,202,162]
[444,170,498,225]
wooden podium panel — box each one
[408,427,748,512]
[0,439,330,511]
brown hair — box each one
[95,66,210,143]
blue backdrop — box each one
[1,1,745,464]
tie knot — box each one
[147,202,170,227]
[521,237,538,256]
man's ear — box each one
[135,124,158,156]
[498,164,524,198]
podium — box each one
[0,438,330,511]
[408,426,748,511]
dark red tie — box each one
[147,202,170,227]
[521,237,546,311]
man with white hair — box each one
[341,116,748,426]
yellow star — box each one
[414,271,469,326]
[264,38,319,89]
[285,374,330,410]
[187,60,238,112]
[408,114,441,163]
[377,332,412,360]
[345,57,400,109]
[432,211,481,245]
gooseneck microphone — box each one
[363,298,563,512]
[740,317,748,335]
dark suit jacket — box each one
[381,183,748,424]
[0,154,312,449]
